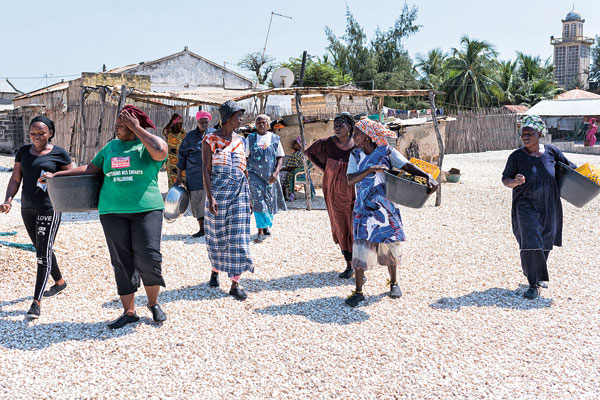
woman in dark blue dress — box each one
[502,115,575,299]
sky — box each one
[2,0,599,93]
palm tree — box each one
[415,48,448,83]
[495,59,518,104]
[515,78,562,106]
[442,35,500,108]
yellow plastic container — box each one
[575,163,600,186]
[402,157,441,185]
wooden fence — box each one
[444,109,520,154]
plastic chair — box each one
[290,163,315,199]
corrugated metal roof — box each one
[14,81,70,100]
[526,99,600,116]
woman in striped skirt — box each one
[202,100,253,301]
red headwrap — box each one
[122,105,155,129]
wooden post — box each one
[378,97,384,122]
[428,90,444,207]
[295,50,312,211]
[115,85,133,138]
[79,87,89,164]
[335,95,342,114]
[94,86,107,154]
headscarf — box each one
[295,136,302,146]
[196,111,212,121]
[590,118,597,124]
[520,115,547,137]
[354,119,395,146]
[30,116,55,139]
[122,105,155,129]
[219,100,245,124]
[334,113,354,129]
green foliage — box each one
[324,4,421,90]
[279,56,351,87]
[591,35,600,83]
[415,48,447,89]
[441,35,501,108]
[237,52,277,84]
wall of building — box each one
[0,92,16,105]
[291,94,371,117]
[0,110,25,153]
[127,52,253,91]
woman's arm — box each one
[1,162,23,213]
[41,163,103,181]
[347,165,388,186]
[502,175,525,188]
[121,110,168,161]
[201,140,217,214]
[268,157,284,184]
[59,162,75,171]
[304,140,327,172]
[401,162,439,191]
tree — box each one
[590,35,600,84]
[324,4,420,86]
[415,48,447,89]
[442,35,500,108]
[495,59,518,104]
[279,56,351,87]
[238,52,277,85]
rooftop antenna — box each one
[261,11,292,65]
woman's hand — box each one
[0,202,11,213]
[426,175,439,193]
[369,164,388,173]
[38,172,55,183]
[120,109,141,131]
[513,174,526,186]
[208,196,218,215]
[267,171,279,184]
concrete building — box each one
[106,47,254,92]
[551,8,594,90]
[0,80,18,108]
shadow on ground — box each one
[430,285,553,311]
[0,297,140,351]
[102,271,352,309]
[253,295,386,325]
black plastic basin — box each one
[557,161,600,208]
[385,170,432,209]
[46,175,103,212]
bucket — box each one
[557,162,600,208]
[46,175,103,212]
[385,170,432,209]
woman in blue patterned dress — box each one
[246,114,287,242]
[345,119,438,307]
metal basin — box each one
[46,175,103,212]
[164,184,189,222]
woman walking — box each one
[345,119,437,307]
[164,113,186,187]
[1,116,73,318]
[45,105,169,328]
[502,115,576,299]
[305,113,356,278]
[246,114,286,242]
[202,100,253,301]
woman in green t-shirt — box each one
[45,105,169,329]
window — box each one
[563,24,569,37]
[567,46,579,83]
[554,47,566,85]
[571,23,576,37]
[581,46,590,58]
